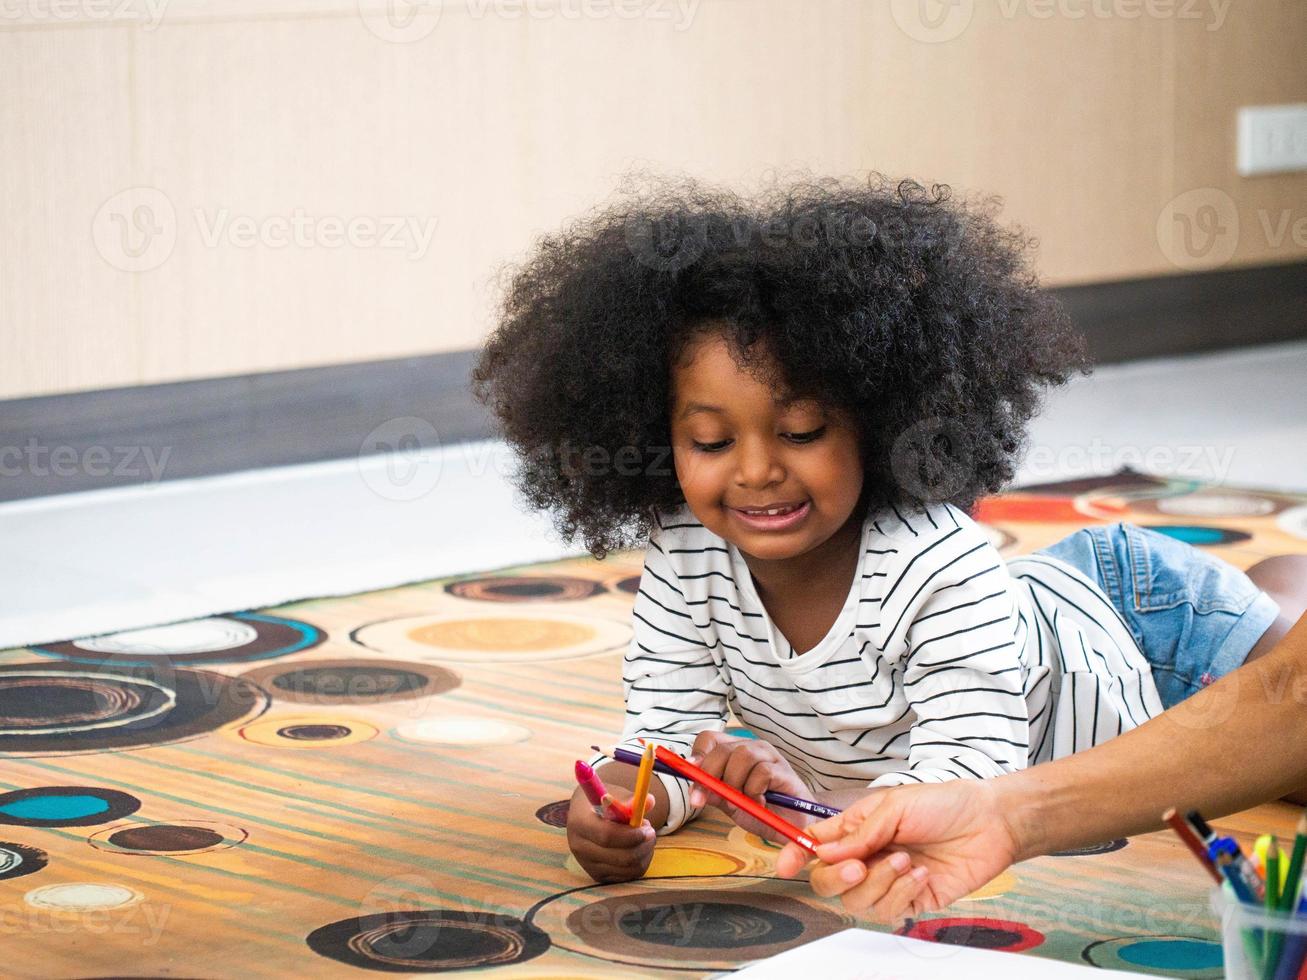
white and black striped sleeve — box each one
[870,520,1030,786]
[597,525,730,832]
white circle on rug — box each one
[1157,494,1276,517]
[74,618,259,656]
[25,882,143,910]
[392,715,531,747]
[353,610,631,664]
[1278,505,1307,541]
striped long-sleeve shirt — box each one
[598,500,1164,833]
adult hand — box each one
[774,779,1020,922]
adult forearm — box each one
[1007,612,1307,860]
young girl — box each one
[471,175,1289,884]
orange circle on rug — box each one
[647,847,748,878]
[237,716,378,748]
[410,618,593,652]
[352,611,631,664]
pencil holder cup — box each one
[1211,887,1307,980]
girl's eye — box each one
[785,426,826,444]
[690,427,826,453]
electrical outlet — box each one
[1237,105,1307,177]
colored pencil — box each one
[1267,837,1284,971]
[1163,808,1222,883]
[597,744,842,819]
[651,745,818,853]
[1281,811,1307,912]
[629,741,655,827]
[600,793,632,824]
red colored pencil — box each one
[1163,808,1222,884]
[652,745,817,854]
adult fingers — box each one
[812,792,899,861]
[871,866,930,923]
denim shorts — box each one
[1038,522,1280,709]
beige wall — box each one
[2,0,1304,399]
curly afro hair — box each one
[472,173,1088,560]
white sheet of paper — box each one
[730,928,1146,979]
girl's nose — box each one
[734,438,785,488]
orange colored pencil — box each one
[652,745,817,853]
[629,741,655,827]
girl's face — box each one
[668,331,865,563]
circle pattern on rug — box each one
[89,821,248,856]
[0,662,269,756]
[527,876,851,970]
[1081,935,1223,978]
[34,613,325,666]
[958,869,1018,901]
[25,882,143,911]
[613,575,641,595]
[974,495,1126,524]
[536,800,570,829]
[0,669,175,736]
[392,716,531,748]
[0,787,141,827]
[351,611,631,664]
[1144,492,1283,518]
[1144,524,1251,547]
[444,575,605,603]
[1050,838,1128,857]
[0,841,49,880]
[306,909,550,972]
[904,916,1044,952]
[1278,505,1307,541]
[240,659,460,706]
[238,716,378,748]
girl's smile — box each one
[669,329,866,597]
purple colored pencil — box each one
[596,744,842,820]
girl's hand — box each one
[773,779,1020,922]
[686,731,814,843]
[565,786,657,883]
